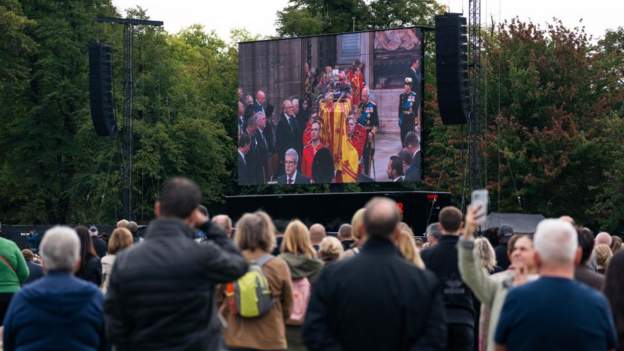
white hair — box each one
[534,219,578,266]
[39,226,80,272]
[253,111,265,121]
[285,148,299,164]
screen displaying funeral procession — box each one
[237,28,424,185]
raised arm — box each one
[196,220,248,283]
[458,205,500,307]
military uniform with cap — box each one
[399,77,418,147]
[358,99,379,176]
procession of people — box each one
[237,59,422,185]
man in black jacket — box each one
[276,148,311,184]
[276,99,301,175]
[404,131,421,182]
[104,177,248,351]
[303,197,447,351]
[238,134,253,185]
[253,112,270,183]
[421,206,475,351]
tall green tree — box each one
[0,4,237,224]
[277,0,370,36]
[368,0,442,28]
[473,20,624,230]
[0,0,117,223]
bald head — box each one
[309,223,327,245]
[595,232,612,246]
[212,214,233,238]
[559,215,575,225]
[256,90,265,104]
[363,197,400,239]
[361,87,369,103]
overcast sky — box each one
[112,0,623,41]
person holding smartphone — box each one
[458,204,538,351]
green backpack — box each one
[225,254,274,318]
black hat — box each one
[498,225,514,243]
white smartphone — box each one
[471,189,489,225]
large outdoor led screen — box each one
[237,28,423,185]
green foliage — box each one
[276,5,323,37]
[2,0,624,233]
[368,0,442,28]
[276,0,443,36]
[0,2,235,224]
[0,0,36,84]
[393,17,624,231]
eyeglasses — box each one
[285,160,297,164]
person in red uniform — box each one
[347,117,366,158]
[301,121,324,178]
[348,61,365,106]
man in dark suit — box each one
[276,148,310,185]
[292,97,309,141]
[253,112,270,183]
[404,131,421,182]
[253,90,266,114]
[237,101,245,139]
[386,155,404,182]
[302,197,447,351]
[276,99,302,175]
[242,116,260,184]
[264,104,277,181]
[237,134,253,185]
[407,58,421,93]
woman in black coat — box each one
[74,226,102,286]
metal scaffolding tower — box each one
[97,16,163,220]
[468,0,483,190]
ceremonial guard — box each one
[398,77,418,147]
[357,87,378,177]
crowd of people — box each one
[0,176,622,350]
[238,58,423,185]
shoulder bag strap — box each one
[254,254,274,267]
[0,256,16,274]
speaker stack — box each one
[88,42,117,136]
[435,13,469,125]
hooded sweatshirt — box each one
[3,271,106,351]
[279,252,323,282]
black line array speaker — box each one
[435,13,469,125]
[89,42,117,136]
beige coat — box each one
[458,238,512,351]
[100,254,115,294]
[222,254,294,350]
